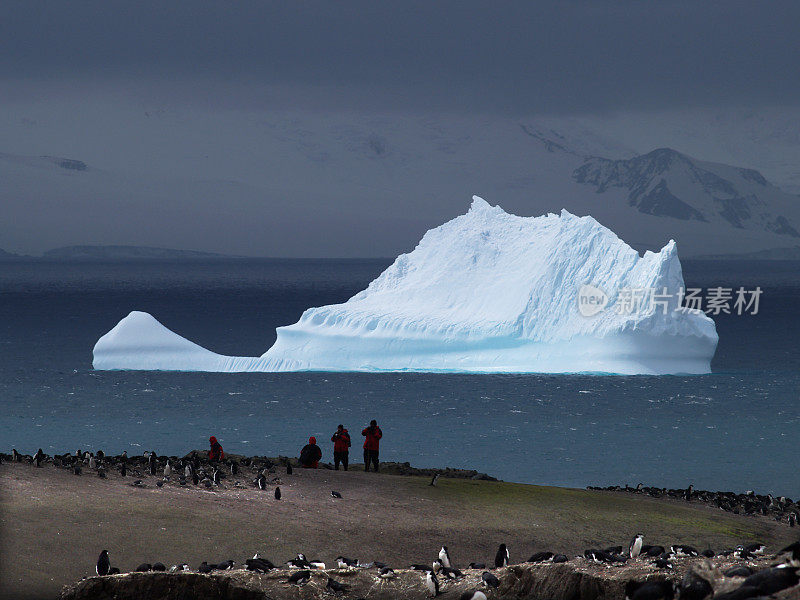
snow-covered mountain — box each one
[1,103,799,258]
[573,148,799,238]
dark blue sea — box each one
[1,259,798,495]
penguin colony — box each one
[5,450,800,598]
[89,540,799,600]
[589,483,800,527]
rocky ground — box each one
[1,454,797,600]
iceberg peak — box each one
[93,197,718,374]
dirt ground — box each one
[0,460,794,600]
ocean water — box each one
[0,259,798,495]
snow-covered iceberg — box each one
[93,197,718,374]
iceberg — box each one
[93,197,718,374]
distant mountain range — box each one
[0,245,243,261]
[2,109,800,259]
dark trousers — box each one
[363,449,379,472]
[334,451,348,471]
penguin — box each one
[120,463,127,477]
[152,562,167,571]
[335,556,358,568]
[309,560,326,569]
[430,473,440,487]
[108,567,120,575]
[275,486,281,500]
[216,560,234,570]
[424,570,440,597]
[326,577,349,592]
[468,562,486,569]
[724,566,753,578]
[257,473,267,490]
[148,452,157,476]
[286,463,293,475]
[441,566,464,580]
[73,464,82,476]
[135,563,152,572]
[775,541,800,567]
[164,460,172,479]
[789,513,797,527]
[185,464,193,479]
[670,545,698,557]
[528,551,554,563]
[410,564,433,571]
[212,468,221,486]
[331,490,343,498]
[653,558,674,570]
[12,449,20,462]
[97,467,107,479]
[460,592,488,600]
[88,454,97,470]
[625,579,675,600]
[192,471,199,486]
[742,566,799,596]
[156,480,164,488]
[432,559,442,573]
[121,450,127,460]
[198,562,213,573]
[701,548,715,558]
[96,550,110,576]
[379,567,396,579]
[439,546,451,568]
[230,461,238,476]
[481,571,500,588]
[743,543,766,555]
[34,449,44,467]
[494,543,509,568]
[629,534,645,558]
[287,570,311,585]
[553,554,569,563]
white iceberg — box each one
[93,197,718,374]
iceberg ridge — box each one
[93,197,718,374]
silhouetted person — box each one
[331,424,351,471]
[299,436,322,468]
[362,420,382,472]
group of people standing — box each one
[299,419,383,472]
[206,420,383,472]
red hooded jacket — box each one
[331,429,351,453]
[299,437,322,468]
[362,425,382,451]
[208,436,224,460]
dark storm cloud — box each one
[2,0,799,113]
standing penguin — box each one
[425,570,440,597]
[164,460,172,479]
[88,454,97,470]
[275,486,282,500]
[286,462,293,475]
[629,534,644,558]
[439,546,452,568]
[494,544,509,568]
[96,550,111,576]
[257,473,267,490]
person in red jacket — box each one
[331,424,351,471]
[361,419,382,472]
[299,436,322,468]
[208,436,224,461]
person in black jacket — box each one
[299,436,322,468]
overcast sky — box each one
[2,1,800,256]
[3,0,800,114]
